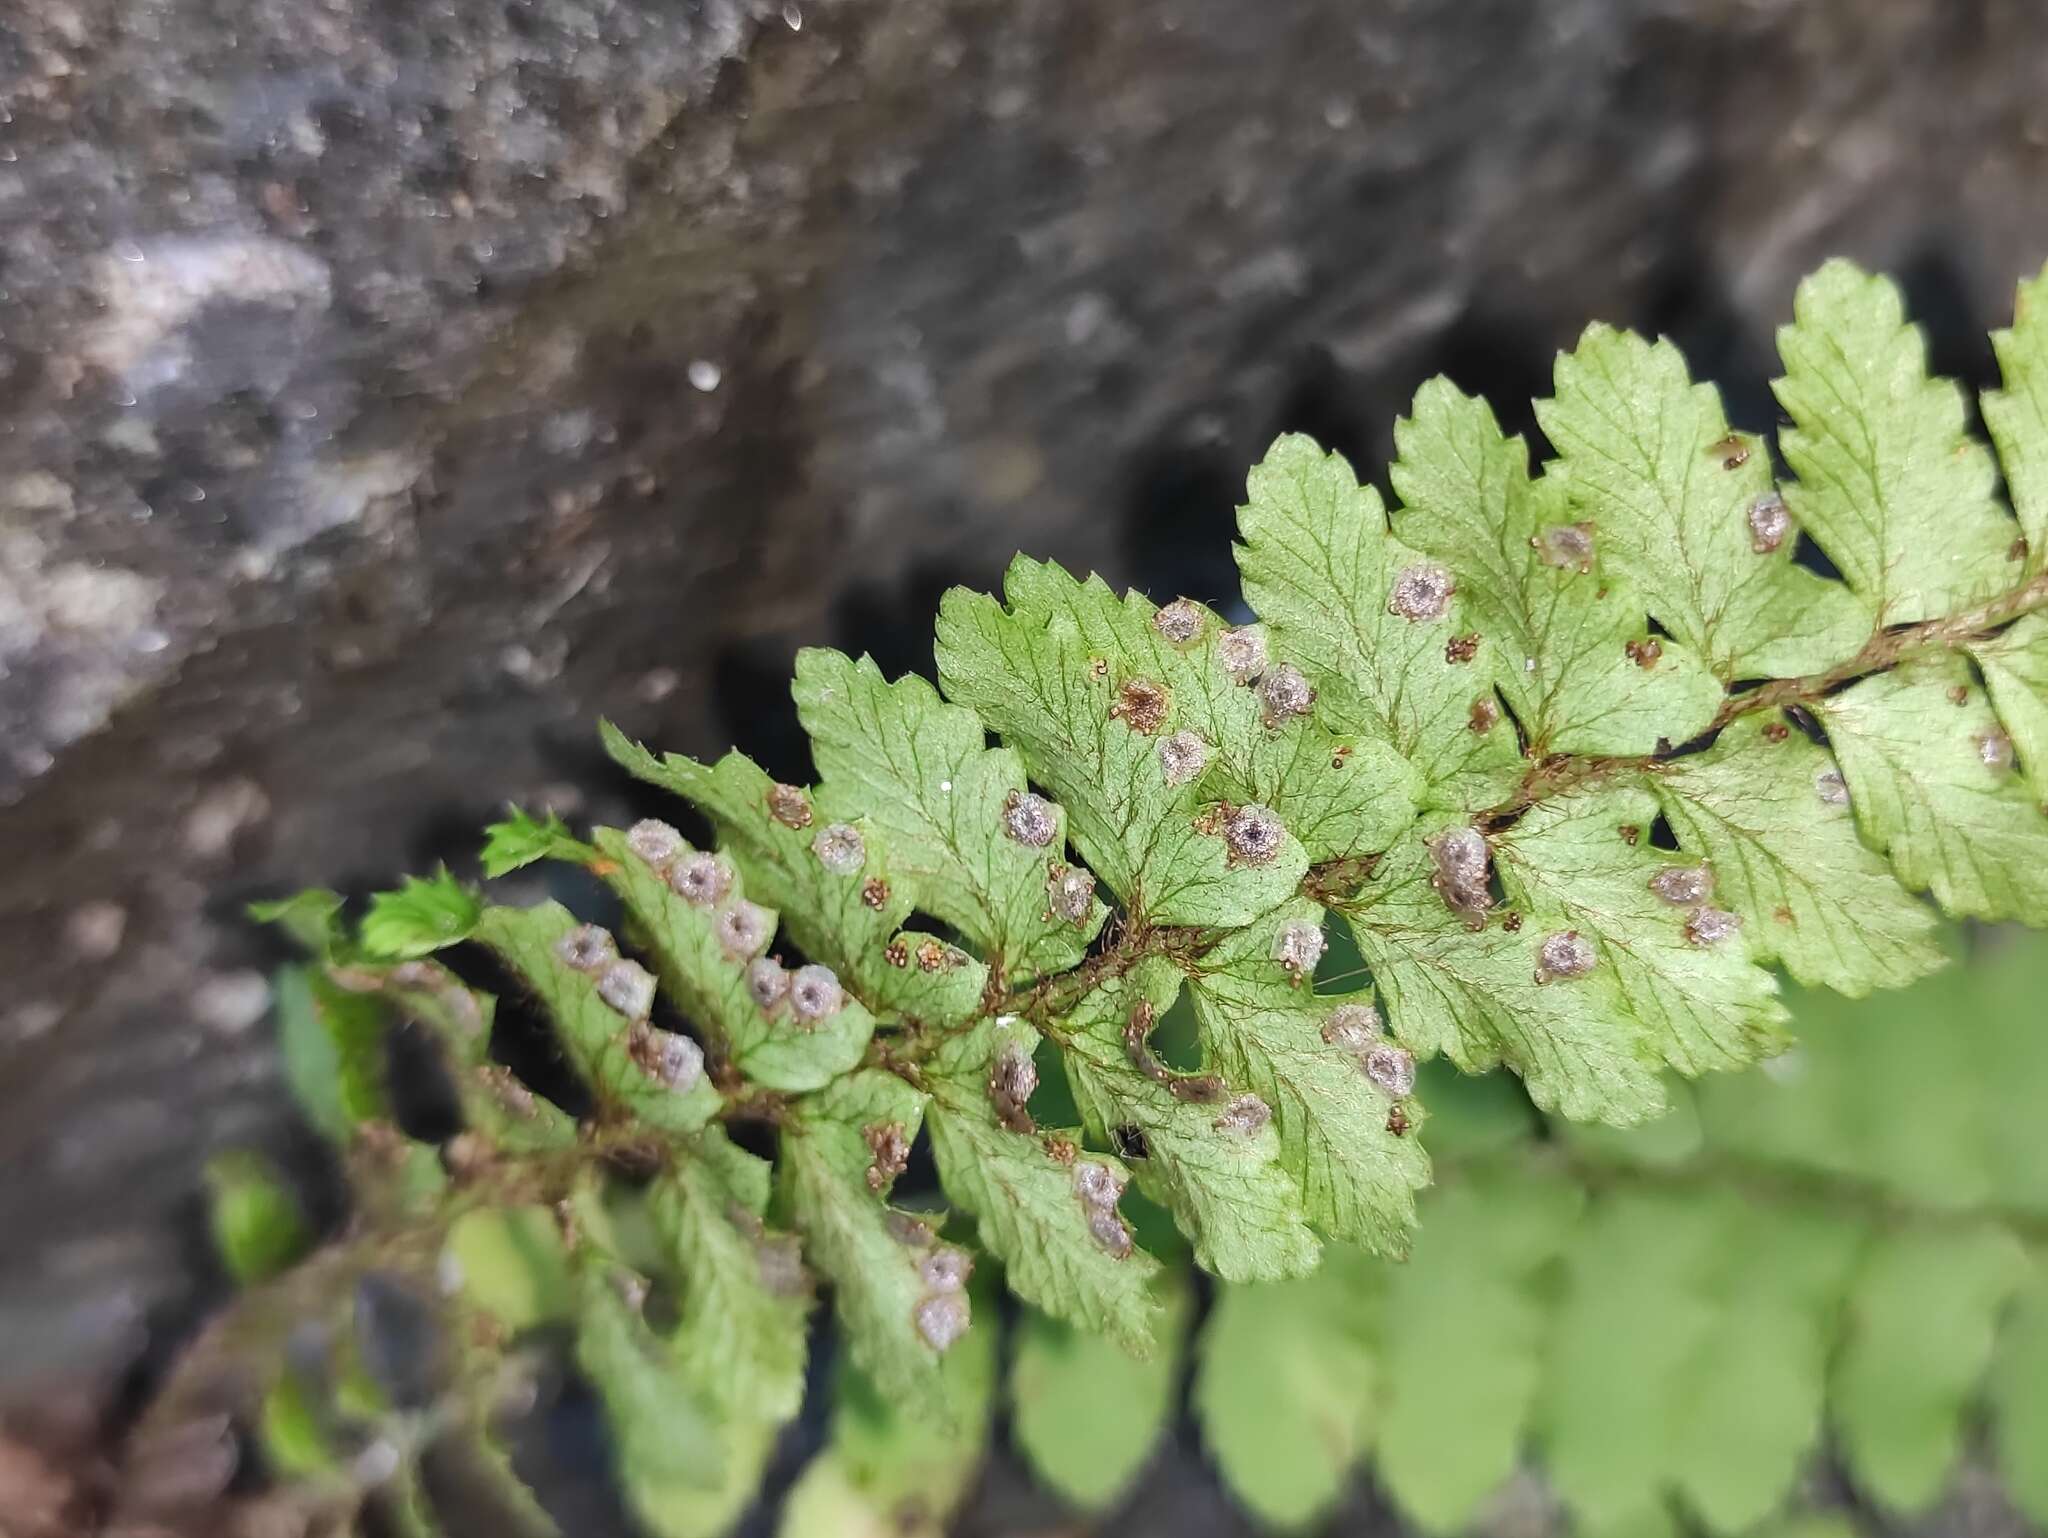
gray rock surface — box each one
[1,0,2046,1527]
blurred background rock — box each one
[3,0,2046,1530]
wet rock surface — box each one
[2,0,2047,1529]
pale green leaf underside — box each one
[1379,1168,1582,1533]
[1830,1223,2029,1514]
[1985,260,2048,576]
[1061,961,1320,1281]
[474,903,720,1133]
[591,826,873,1092]
[778,1071,949,1412]
[1496,783,1789,1076]
[1774,258,2018,622]
[1391,378,1722,758]
[1185,900,1429,1256]
[1650,714,1946,996]
[1817,655,2048,922]
[794,647,1105,977]
[654,1144,811,1423]
[924,1016,1160,1349]
[780,1296,997,1538]
[1234,433,1520,810]
[1538,322,1869,677]
[1967,610,2048,804]
[1343,816,1665,1125]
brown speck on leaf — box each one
[1710,434,1750,469]
[1446,632,1481,664]
[1655,736,1674,755]
[1502,911,1524,932]
[1386,1105,1412,1137]
[1948,684,1970,706]
[1763,721,1791,743]
[884,939,910,968]
[1331,744,1353,770]
[1469,696,1501,733]
[1774,905,1796,925]
[767,783,814,829]
[863,1122,911,1193]
[914,939,954,972]
[1620,824,1641,845]
[862,877,890,909]
[1169,1074,1226,1104]
[1110,677,1172,734]
[1626,637,1662,669]
[2012,536,2031,563]
[1090,656,1111,680]
[1042,1135,1078,1164]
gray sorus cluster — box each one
[1072,1160,1133,1259]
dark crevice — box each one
[1119,421,1244,612]
[434,946,597,1122]
[712,639,814,788]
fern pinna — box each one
[173,258,2048,1537]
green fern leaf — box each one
[1967,610,2048,804]
[1775,259,2017,621]
[204,1151,311,1285]
[1341,814,1665,1124]
[1650,713,1946,995]
[1194,1248,1380,1531]
[1376,1167,1580,1533]
[574,1263,728,1494]
[1538,323,1869,677]
[1010,1272,1190,1511]
[480,805,588,876]
[1391,379,1722,757]
[934,566,1315,923]
[1059,961,1319,1281]
[793,648,1107,976]
[777,1070,958,1410]
[588,825,875,1091]
[1494,783,1788,1076]
[274,963,389,1140]
[1537,1187,1861,1534]
[1235,433,1521,810]
[360,868,481,959]
[654,1134,811,1423]
[1183,900,1429,1256]
[1831,1222,2030,1515]
[1992,1261,2048,1525]
[474,902,720,1133]
[1816,656,2048,921]
[779,1283,997,1538]
[1986,261,2048,573]
[922,1015,1160,1349]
